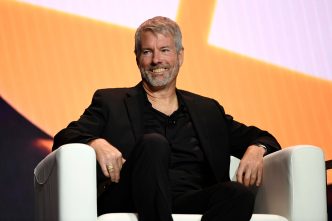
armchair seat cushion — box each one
[97,213,288,221]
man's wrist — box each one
[88,138,105,149]
[254,143,268,155]
[253,143,268,156]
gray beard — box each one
[140,66,179,87]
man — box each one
[53,16,281,221]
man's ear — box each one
[178,48,184,66]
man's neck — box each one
[143,82,178,116]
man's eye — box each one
[142,50,152,55]
[161,48,170,53]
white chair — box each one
[34,144,327,221]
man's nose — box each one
[152,51,162,64]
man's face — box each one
[137,31,183,88]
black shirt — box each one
[143,91,216,196]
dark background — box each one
[0,97,49,220]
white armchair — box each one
[34,144,327,221]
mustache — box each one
[146,65,169,71]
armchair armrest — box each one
[254,145,327,221]
[34,143,97,221]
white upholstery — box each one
[253,146,327,221]
[34,144,97,221]
[97,213,287,221]
[34,144,327,221]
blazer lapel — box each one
[179,92,213,160]
[180,90,230,182]
[124,84,145,143]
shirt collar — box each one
[139,84,187,112]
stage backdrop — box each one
[0,0,331,220]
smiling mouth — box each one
[151,68,168,73]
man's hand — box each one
[88,138,126,183]
[236,145,266,187]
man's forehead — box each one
[140,31,174,45]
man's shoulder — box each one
[177,89,216,103]
[94,84,141,98]
[96,87,134,94]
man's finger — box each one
[109,162,122,183]
[106,163,114,173]
[100,161,110,177]
[249,173,256,186]
[244,170,251,187]
[256,167,263,186]
[236,168,244,184]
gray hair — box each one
[134,16,183,57]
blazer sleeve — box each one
[52,90,107,150]
[216,101,281,158]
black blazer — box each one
[53,83,281,182]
